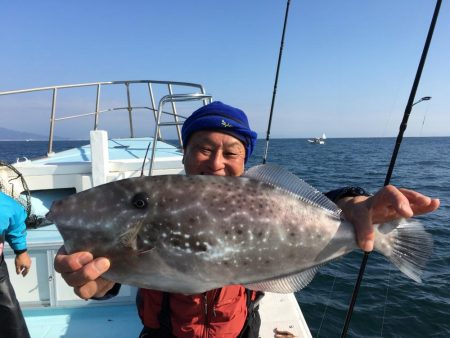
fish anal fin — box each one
[244,267,320,293]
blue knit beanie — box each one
[181,101,257,163]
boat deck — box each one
[32,138,181,164]
[23,294,311,338]
[24,305,142,338]
[10,136,185,194]
[15,137,184,178]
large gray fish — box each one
[47,164,433,294]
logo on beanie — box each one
[221,120,232,128]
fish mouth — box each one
[45,210,54,222]
[46,199,64,222]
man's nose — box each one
[208,151,225,171]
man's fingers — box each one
[74,278,114,300]
[54,247,97,274]
[356,221,375,252]
[60,258,110,287]
[17,266,29,276]
[344,186,439,253]
[274,328,296,338]
[15,253,31,277]
[397,188,440,215]
[382,185,413,218]
[54,245,111,289]
[369,186,412,224]
[53,246,113,299]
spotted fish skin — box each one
[47,165,432,294]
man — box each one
[54,101,439,337]
[0,191,32,338]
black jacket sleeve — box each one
[325,186,371,203]
[91,283,122,300]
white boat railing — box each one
[149,93,212,175]
[0,80,209,156]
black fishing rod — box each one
[262,0,291,164]
[340,1,442,337]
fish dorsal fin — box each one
[245,164,341,216]
[244,267,320,293]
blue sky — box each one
[1,0,449,139]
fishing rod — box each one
[340,1,442,337]
[262,0,291,164]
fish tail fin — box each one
[374,219,433,283]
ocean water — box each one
[1,137,449,337]
[247,137,450,338]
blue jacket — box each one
[0,192,28,253]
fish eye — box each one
[132,193,149,209]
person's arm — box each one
[4,199,32,276]
[332,185,440,252]
[53,246,116,300]
[5,200,28,253]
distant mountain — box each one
[0,127,66,141]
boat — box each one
[0,80,312,338]
[307,133,326,145]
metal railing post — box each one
[125,82,134,138]
[147,83,162,140]
[94,84,101,130]
[149,100,165,176]
[167,84,182,146]
[47,88,58,155]
[148,93,212,176]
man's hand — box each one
[338,185,440,252]
[15,251,31,277]
[54,246,114,299]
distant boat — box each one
[308,133,326,144]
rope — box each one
[379,266,392,338]
[315,275,337,338]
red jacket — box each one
[137,286,248,338]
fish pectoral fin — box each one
[119,228,138,249]
[244,267,320,293]
[119,221,155,253]
[137,247,155,256]
[135,233,155,255]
